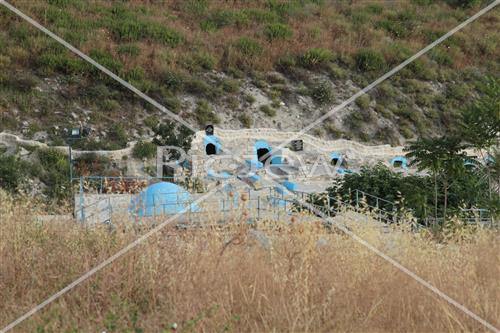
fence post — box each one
[376,197,380,222]
[257,196,260,220]
[356,190,359,210]
[327,195,331,217]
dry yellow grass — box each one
[0,190,499,332]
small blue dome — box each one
[129,182,199,217]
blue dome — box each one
[129,182,199,217]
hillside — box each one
[0,0,499,149]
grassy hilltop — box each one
[0,0,499,148]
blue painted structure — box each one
[390,156,408,169]
[282,181,297,192]
[207,169,232,179]
[270,155,284,165]
[245,159,264,170]
[330,152,343,166]
[204,135,222,155]
[130,182,199,217]
[254,140,272,165]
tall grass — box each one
[1,191,499,332]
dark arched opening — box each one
[393,160,403,168]
[206,143,216,155]
[331,158,339,166]
[257,148,270,164]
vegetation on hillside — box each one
[0,0,498,144]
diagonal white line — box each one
[1,0,499,332]
[260,0,500,161]
[0,0,198,133]
[0,186,224,333]
[284,194,500,332]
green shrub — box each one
[192,52,215,71]
[354,49,386,72]
[37,148,70,200]
[109,17,182,47]
[310,81,334,105]
[89,49,123,73]
[242,8,280,23]
[238,113,252,128]
[117,44,141,57]
[235,37,263,57]
[37,52,89,75]
[327,63,347,80]
[107,123,128,148]
[162,71,184,92]
[124,66,145,81]
[0,154,29,192]
[133,140,157,159]
[195,100,220,125]
[446,0,481,7]
[100,99,120,112]
[355,95,371,109]
[300,48,334,69]
[144,116,159,129]
[260,104,277,117]
[201,9,236,31]
[430,49,453,66]
[244,94,256,104]
[221,79,240,93]
[183,0,209,16]
[264,23,293,41]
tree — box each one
[405,136,466,220]
[152,120,193,160]
[459,76,500,198]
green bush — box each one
[300,48,334,69]
[117,44,141,57]
[100,99,120,112]
[162,71,184,92]
[355,95,371,109]
[200,9,236,31]
[310,81,334,105]
[446,0,481,7]
[430,49,453,66]
[133,140,157,159]
[264,23,293,41]
[37,52,90,75]
[89,49,123,73]
[107,124,128,149]
[221,79,240,93]
[260,104,277,117]
[195,100,220,125]
[244,94,256,104]
[354,49,386,72]
[235,37,263,57]
[37,148,70,200]
[0,154,29,192]
[238,113,252,128]
[109,17,182,47]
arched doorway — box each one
[255,140,272,165]
[206,143,216,155]
[257,148,271,163]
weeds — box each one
[0,193,498,332]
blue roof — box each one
[129,182,199,217]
